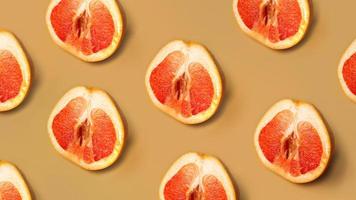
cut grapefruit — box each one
[255,99,331,183]
[0,30,31,112]
[145,40,223,124]
[233,0,310,49]
[46,0,124,62]
[338,39,356,103]
[0,161,31,200]
[160,152,236,200]
[48,86,125,170]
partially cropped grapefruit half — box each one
[338,39,356,103]
[0,161,31,200]
[255,99,331,183]
[48,86,125,170]
[145,40,223,124]
[233,0,310,49]
[46,0,124,62]
[160,152,237,200]
[0,30,31,112]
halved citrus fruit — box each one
[145,40,223,124]
[233,0,310,49]
[338,39,356,103]
[46,0,124,62]
[255,99,331,183]
[47,86,125,170]
[0,161,31,200]
[0,30,31,112]
[160,152,237,200]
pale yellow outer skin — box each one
[46,0,124,62]
[233,0,310,50]
[47,86,126,170]
[0,30,31,112]
[338,39,356,103]
[254,99,332,183]
[0,161,32,200]
[159,152,237,200]
[145,40,223,124]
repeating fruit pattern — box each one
[1,0,356,199]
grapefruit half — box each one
[145,40,223,124]
[255,99,331,183]
[0,161,31,200]
[46,0,124,62]
[0,30,31,112]
[233,0,310,49]
[160,152,237,200]
[48,86,125,170]
[338,39,356,103]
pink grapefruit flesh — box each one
[259,110,323,176]
[0,182,22,200]
[342,53,356,95]
[0,31,31,112]
[50,0,115,55]
[0,50,23,103]
[46,0,123,62]
[149,52,214,117]
[52,98,116,163]
[255,100,331,183]
[48,87,125,170]
[160,153,236,200]
[233,0,310,49]
[146,41,222,124]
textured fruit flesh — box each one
[164,163,228,200]
[342,53,356,95]
[0,182,21,200]
[149,51,214,117]
[50,0,115,55]
[258,109,323,176]
[0,50,23,103]
[52,96,117,163]
[237,0,302,42]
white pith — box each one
[0,31,31,112]
[159,152,236,200]
[254,99,331,183]
[47,86,125,170]
[0,161,31,200]
[338,39,356,103]
[145,40,223,124]
[46,0,124,62]
[233,0,310,49]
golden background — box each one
[0,0,355,199]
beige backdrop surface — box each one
[0,0,355,199]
